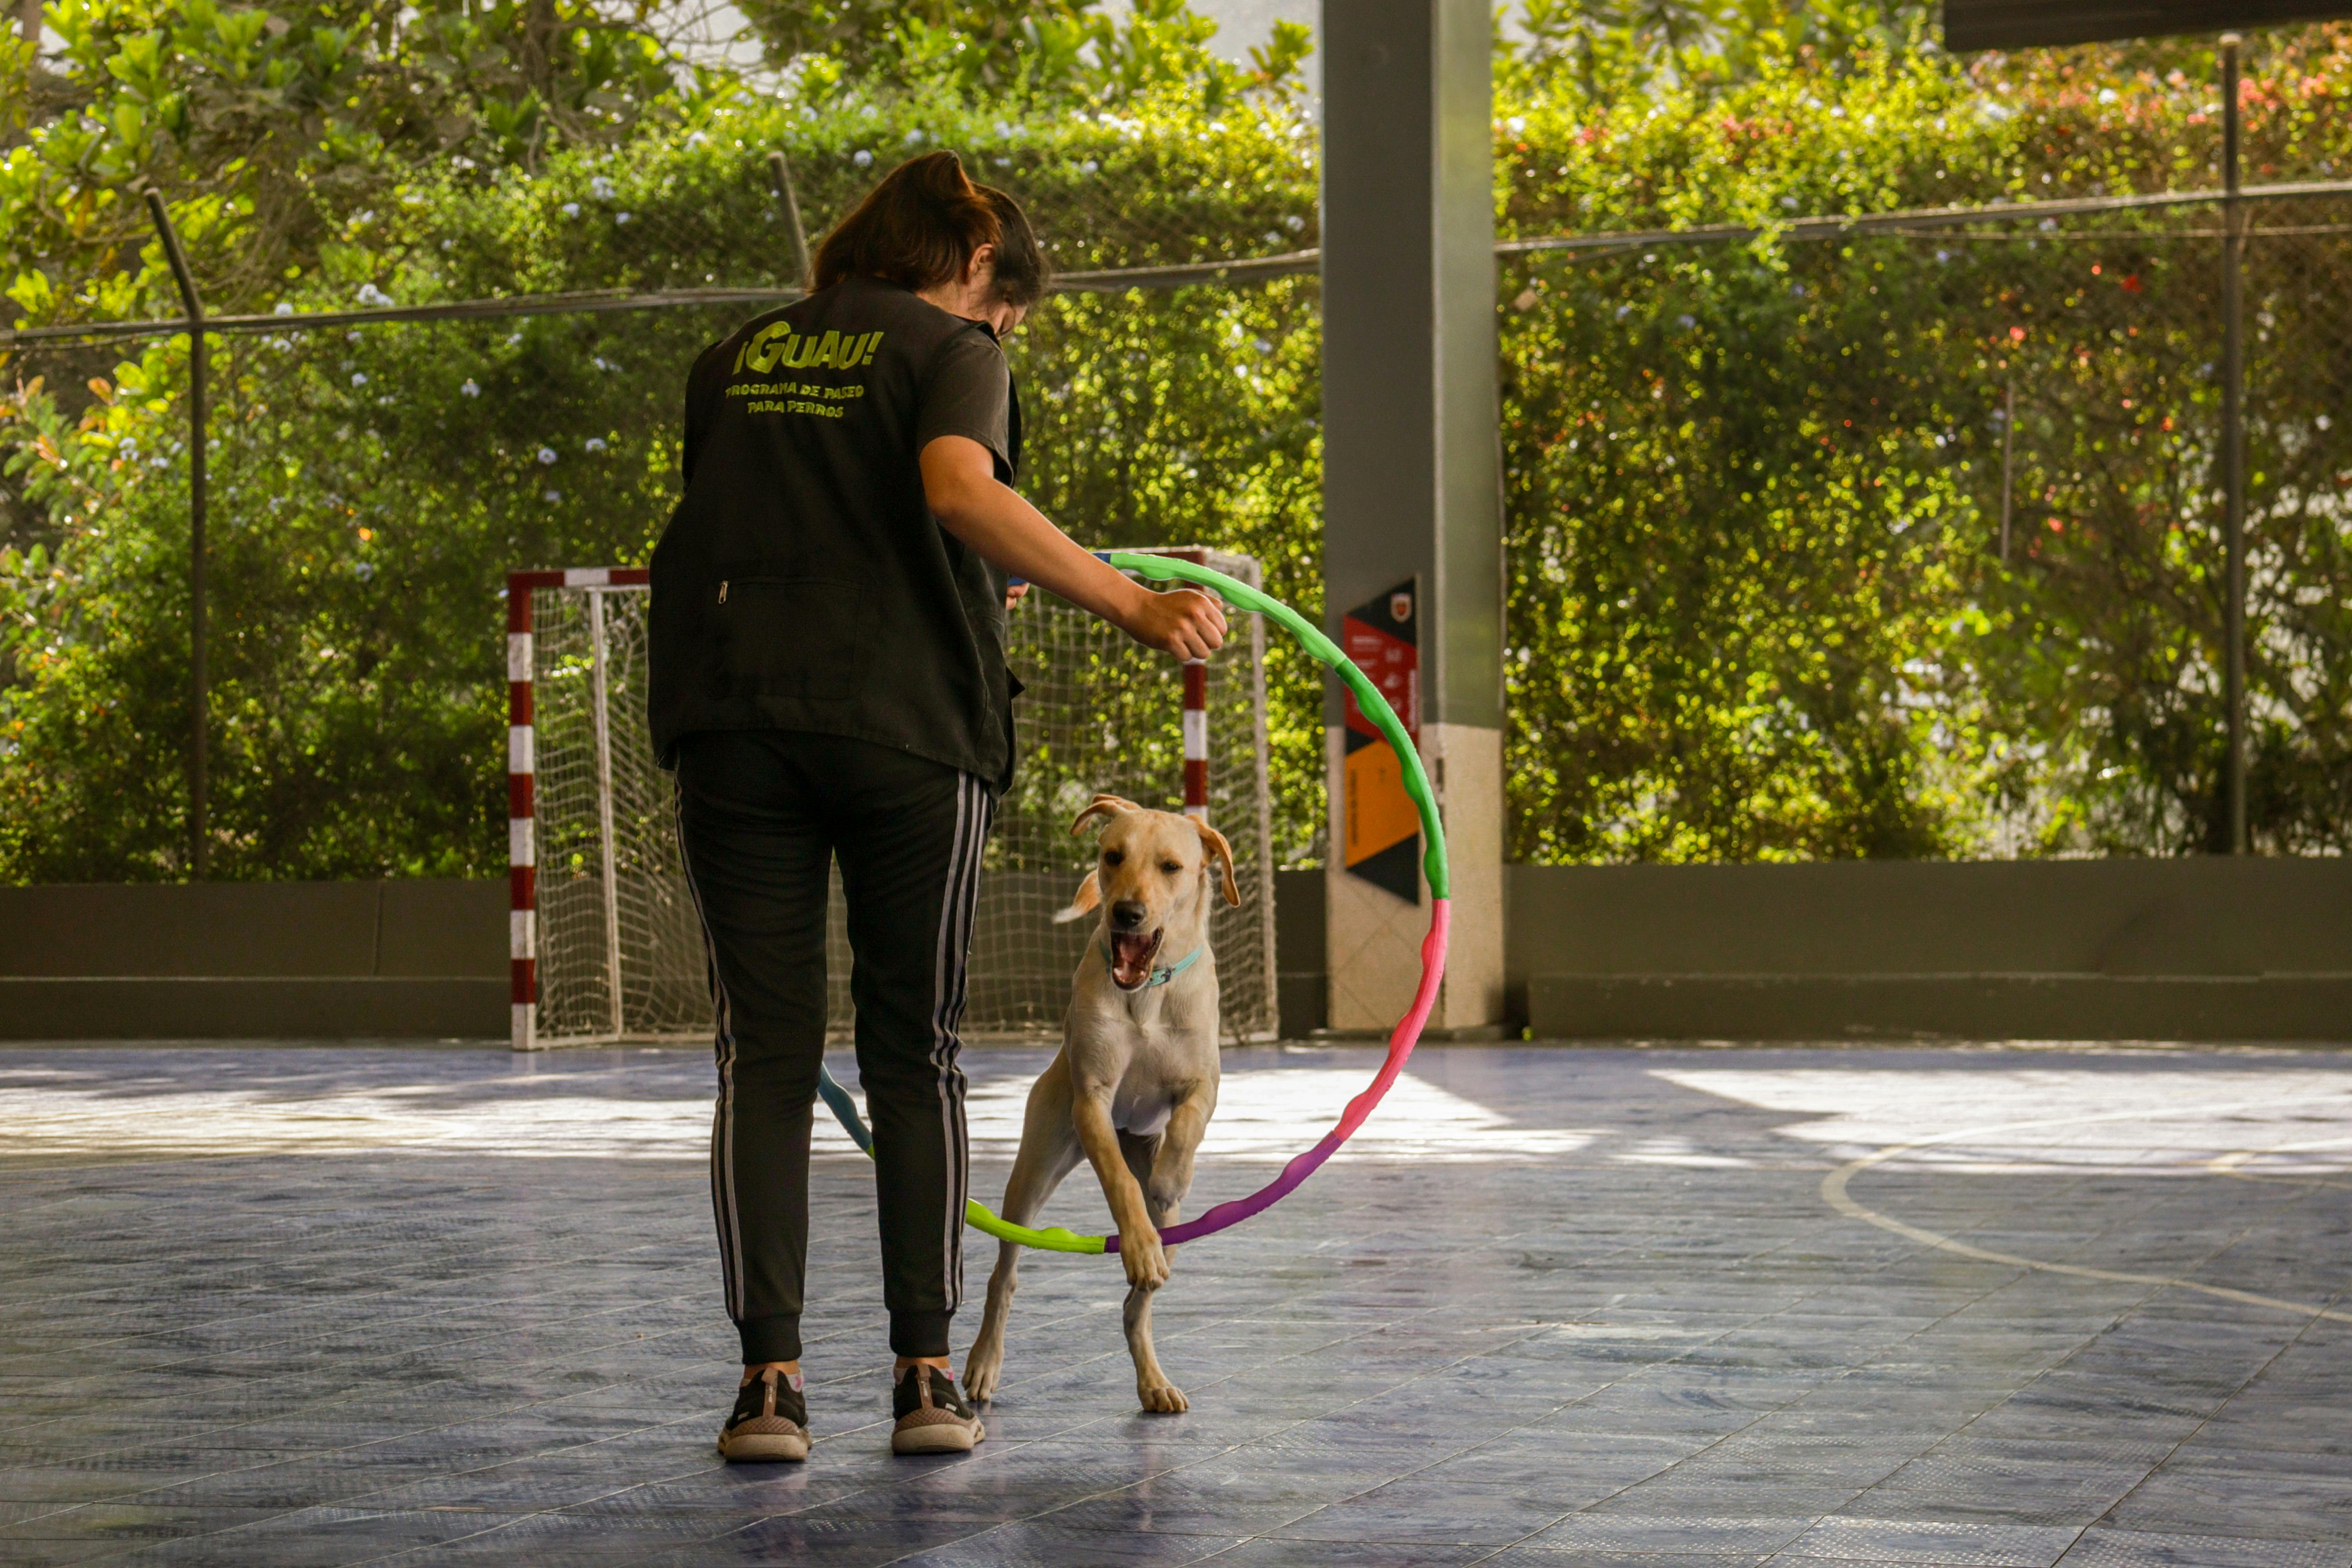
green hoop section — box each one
[818,552,1448,1256]
[1112,553,1448,902]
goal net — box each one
[507,552,1279,1050]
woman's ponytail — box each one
[812,149,1049,307]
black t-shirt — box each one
[916,330,1015,479]
[646,277,1026,789]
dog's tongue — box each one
[1111,932,1158,988]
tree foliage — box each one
[1508,0,1935,103]
[743,0,1309,111]
[3,0,693,328]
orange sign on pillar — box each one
[1341,578,1420,902]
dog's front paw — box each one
[964,1347,1002,1403]
[1119,1228,1169,1290]
[1138,1379,1189,1414]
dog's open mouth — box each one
[1108,928,1164,991]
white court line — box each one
[2208,1133,2352,1191]
[1820,1094,2352,1326]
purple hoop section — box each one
[1107,898,1454,1252]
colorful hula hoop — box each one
[815,551,1450,1255]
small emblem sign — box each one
[1340,577,1421,905]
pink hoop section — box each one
[1115,898,1452,1251]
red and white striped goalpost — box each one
[508,566,649,1051]
[1170,547,1211,822]
[1033,546,1212,820]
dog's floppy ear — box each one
[1193,819,1241,907]
[1069,793,1143,837]
[1053,868,1102,924]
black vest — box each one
[648,278,1022,788]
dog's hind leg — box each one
[964,1055,1082,1403]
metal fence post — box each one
[1999,381,2015,563]
[586,588,625,1039]
[2220,34,2248,855]
[142,189,208,880]
[767,150,812,291]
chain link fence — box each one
[1497,185,2352,860]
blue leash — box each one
[817,1062,873,1153]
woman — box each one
[647,150,1225,1461]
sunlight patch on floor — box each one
[0,1062,1587,1163]
[1656,1066,2352,1174]
[960,1067,1597,1163]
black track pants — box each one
[673,729,992,1363]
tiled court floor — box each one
[2,1042,2348,1567]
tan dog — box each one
[962,794,1239,1413]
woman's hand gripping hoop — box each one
[814,552,1451,1254]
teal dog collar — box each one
[1100,937,1202,989]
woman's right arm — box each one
[920,435,1228,662]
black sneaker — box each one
[719,1367,810,1462]
[891,1364,985,1455]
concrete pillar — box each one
[1320,0,1505,1037]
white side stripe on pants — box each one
[676,780,747,1321]
[928,774,991,1311]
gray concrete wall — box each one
[0,881,506,1039]
[9,860,2347,1042]
[1503,858,2352,981]
[1275,868,1327,1038]
[1275,858,2352,1042]
[1509,859,2352,1042]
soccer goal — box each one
[506,551,1280,1050]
